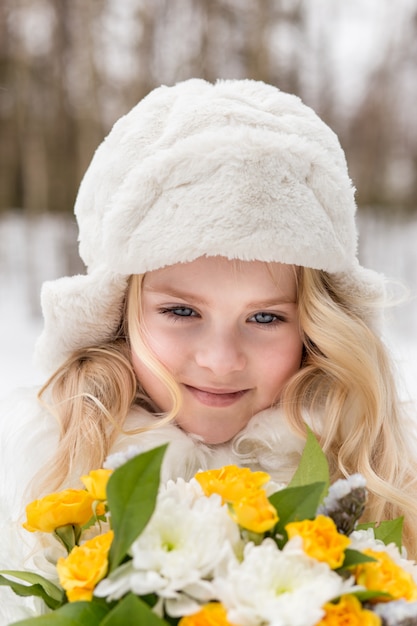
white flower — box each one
[264,480,287,497]
[373,599,417,625]
[103,445,144,469]
[349,528,417,582]
[95,478,241,616]
[349,527,388,552]
[214,538,353,626]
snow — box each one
[0,213,79,395]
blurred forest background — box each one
[2,0,417,215]
[1,0,417,398]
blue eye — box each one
[161,307,197,317]
[250,312,282,324]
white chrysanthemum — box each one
[264,480,286,497]
[214,538,352,626]
[103,445,144,469]
[95,478,241,616]
[349,528,417,582]
[349,527,389,552]
[374,599,417,625]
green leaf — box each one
[356,521,375,532]
[339,549,377,569]
[101,594,169,625]
[288,426,329,499]
[270,482,326,524]
[269,482,326,546]
[10,600,109,625]
[356,517,404,550]
[107,445,167,570]
[374,517,404,550]
[351,589,392,602]
[0,571,64,610]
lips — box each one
[184,384,249,408]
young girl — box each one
[1,78,417,622]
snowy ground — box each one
[0,211,416,415]
[0,213,81,395]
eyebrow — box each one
[145,286,208,306]
[144,285,296,307]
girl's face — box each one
[131,256,303,444]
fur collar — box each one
[110,404,307,485]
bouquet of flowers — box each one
[2,429,417,626]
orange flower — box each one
[80,469,113,501]
[354,549,417,602]
[178,603,237,626]
[285,515,350,569]
[318,595,381,626]
[195,466,271,503]
[57,531,114,602]
[230,489,278,533]
[23,489,96,533]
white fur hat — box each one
[35,78,383,373]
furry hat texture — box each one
[35,78,384,373]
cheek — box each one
[131,345,173,412]
[133,320,180,370]
[130,329,181,397]
[286,334,304,369]
[261,334,303,382]
[143,331,181,372]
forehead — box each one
[142,256,298,301]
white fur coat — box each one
[0,387,307,623]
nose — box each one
[194,327,247,375]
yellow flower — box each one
[80,469,113,501]
[195,465,278,533]
[318,595,381,626]
[57,531,114,602]
[23,489,96,533]
[285,515,350,569]
[178,603,237,626]
[230,489,278,533]
[195,466,271,503]
[354,549,417,602]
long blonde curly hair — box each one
[36,267,417,558]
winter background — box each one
[1,0,416,415]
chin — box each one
[192,425,247,445]
[176,414,251,445]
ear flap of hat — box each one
[34,271,129,374]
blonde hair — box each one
[36,268,417,557]
[35,275,179,494]
[283,268,417,556]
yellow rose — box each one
[318,595,381,626]
[195,465,271,503]
[178,603,236,626]
[80,469,113,501]
[355,549,417,602]
[195,465,278,534]
[23,489,96,533]
[57,531,114,602]
[285,515,350,569]
[230,489,278,533]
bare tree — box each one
[1,0,417,214]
